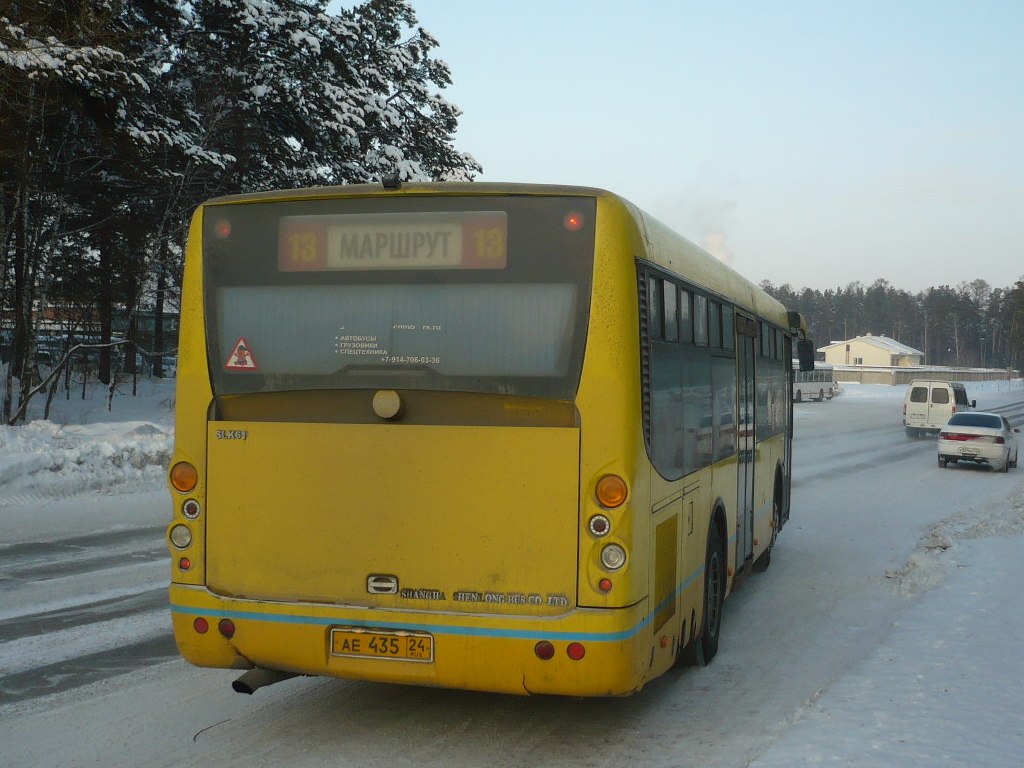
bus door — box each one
[735,315,757,566]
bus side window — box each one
[709,301,721,348]
[663,282,679,342]
[679,289,693,343]
[721,305,734,351]
[694,294,708,347]
[648,277,664,339]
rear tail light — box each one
[596,475,628,508]
[534,641,555,660]
[169,524,193,548]
[588,514,611,537]
[601,544,627,570]
[942,433,1003,444]
[533,640,586,661]
[170,462,198,493]
[567,643,586,661]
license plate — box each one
[958,447,979,456]
[330,627,434,663]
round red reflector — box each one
[563,211,584,232]
[214,219,232,238]
[179,557,192,571]
[218,619,236,639]
[599,578,613,592]
[193,617,209,634]
[567,642,586,661]
[589,515,610,536]
[534,641,555,660]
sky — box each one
[2,377,1024,765]
[356,0,1024,293]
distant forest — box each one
[760,278,1024,371]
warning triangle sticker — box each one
[225,337,258,370]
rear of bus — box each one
[167,183,654,696]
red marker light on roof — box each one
[214,218,232,238]
[563,211,584,232]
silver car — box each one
[937,412,1019,472]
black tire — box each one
[906,427,917,438]
[938,457,947,468]
[683,525,725,666]
[795,391,802,403]
[1001,457,1010,473]
[818,389,825,402]
[753,482,781,573]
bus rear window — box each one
[203,195,596,399]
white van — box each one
[903,379,975,436]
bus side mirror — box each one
[796,339,815,372]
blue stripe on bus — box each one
[171,565,705,644]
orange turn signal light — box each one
[170,461,198,493]
[595,474,628,508]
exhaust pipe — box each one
[232,668,299,695]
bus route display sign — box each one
[278,211,507,272]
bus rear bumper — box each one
[169,584,654,697]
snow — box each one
[0,378,175,543]
[753,536,1024,767]
[1,377,1022,766]
[749,380,1024,767]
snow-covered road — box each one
[1,380,1022,767]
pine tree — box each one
[2,0,481,420]
[175,0,480,195]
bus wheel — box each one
[683,525,725,666]
[818,389,825,401]
[795,391,802,402]
[753,482,781,572]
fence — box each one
[831,366,1019,386]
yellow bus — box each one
[166,182,813,697]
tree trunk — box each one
[98,222,114,385]
[154,253,167,378]
[6,187,36,421]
